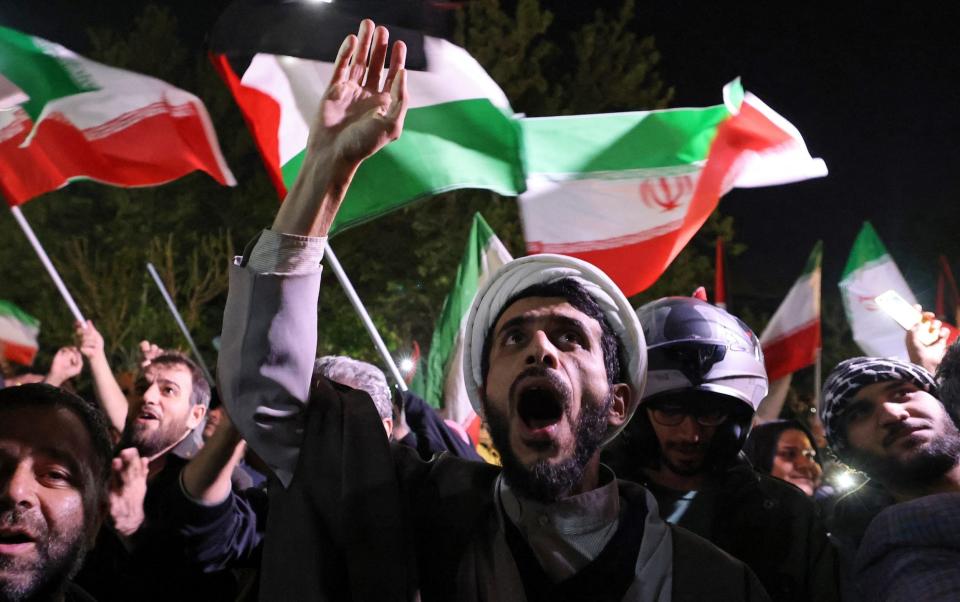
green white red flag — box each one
[212,8,825,296]
[0,26,235,205]
[420,213,512,431]
[840,222,916,359]
[760,241,822,381]
[0,300,39,365]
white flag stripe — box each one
[760,270,821,344]
[0,315,39,348]
[842,258,916,359]
[241,36,512,168]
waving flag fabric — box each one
[0,300,39,365]
[0,25,234,205]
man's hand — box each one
[76,320,106,360]
[138,340,163,368]
[44,346,83,386]
[906,310,950,374]
[273,19,408,237]
[109,447,150,537]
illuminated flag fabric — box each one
[839,222,916,359]
[0,25,234,205]
[518,81,826,295]
[0,300,39,365]
[421,213,512,430]
[760,242,822,380]
[212,5,825,296]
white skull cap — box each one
[462,254,647,445]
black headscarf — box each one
[743,419,820,474]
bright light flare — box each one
[834,470,858,491]
[399,358,415,373]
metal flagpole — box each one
[146,262,216,387]
[9,205,86,323]
[324,242,408,391]
[813,347,822,409]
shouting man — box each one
[219,19,766,601]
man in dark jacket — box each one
[820,354,960,600]
[605,297,838,602]
[218,18,767,602]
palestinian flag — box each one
[518,81,826,295]
[209,4,519,233]
[0,300,39,365]
[0,25,234,205]
[840,222,916,359]
[760,241,822,381]
[420,213,512,432]
[212,6,825,295]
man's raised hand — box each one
[313,20,408,167]
[274,19,408,237]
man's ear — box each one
[382,417,394,439]
[606,383,632,427]
[186,403,207,431]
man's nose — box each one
[0,463,37,510]
[676,415,702,441]
[525,330,559,369]
[878,400,910,426]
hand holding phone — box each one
[875,290,940,346]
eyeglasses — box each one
[648,406,728,427]
[775,448,818,462]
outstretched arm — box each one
[218,20,408,486]
[77,320,129,432]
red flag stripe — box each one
[762,320,820,381]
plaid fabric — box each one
[820,357,937,455]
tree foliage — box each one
[1,1,758,386]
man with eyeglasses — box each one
[605,296,838,602]
[820,354,960,601]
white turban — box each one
[462,254,646,445]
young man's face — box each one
[843,381,960,484]
[645,403,722,477]
[481,297,628,500]
[125,362,204,458]
[0,406,103,601]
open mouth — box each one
[517,386,565,431]
[0,529,36,552]
[138,407,161,421]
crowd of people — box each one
[2,19,959,602]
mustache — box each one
[883,421,929,447]
[0,507,45,538]
[508,366,571,403]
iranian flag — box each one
[0,26,234,205]
[519,82,826,295]
[840,222,916,359]
[760,241,822,381]
[0,300,39,365]
[420,213,512,433]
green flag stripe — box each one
[0,26,98,120]
[0,300,39,328]
[520,104,731,175]
[841,222,889,280]
[423,213,495,408]
[803,240,823,276]
[278,99,524,235]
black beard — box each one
[485,391,611,504]
[0,508,87,602]
[119,418,185,458]
[851,422,960,490]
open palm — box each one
[310,21,408,165]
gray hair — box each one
[314,355,392,421]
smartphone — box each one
[875,290,923,330]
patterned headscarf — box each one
[820,357,937,455]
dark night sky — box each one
[3,1,959,313]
